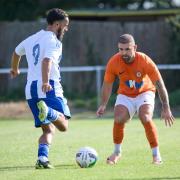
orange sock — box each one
[113,122,125,144]
[142,121,158,148]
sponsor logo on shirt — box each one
[125,80,143,89]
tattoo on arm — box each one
[155,80,170,109]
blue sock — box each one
[38,143,49,158]
[47,107,59,122]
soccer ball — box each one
[75,147,98,168]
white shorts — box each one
[115,91,155,119]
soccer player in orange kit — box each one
[96,34,174,165]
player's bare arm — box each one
[96,81,113,117]
[155,79,174,126]
[10,52,21,78]
[42,58,53,93]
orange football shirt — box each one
[104,52,162,97]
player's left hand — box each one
[161,107,174,127]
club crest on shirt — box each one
[136,71,141,77]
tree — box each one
[0,0,179,21]
[168,15,180,64]
[0,0,41,21]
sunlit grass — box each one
[0,117,179,180]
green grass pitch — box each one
[0,116,179,180]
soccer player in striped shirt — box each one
[10,8,71,169]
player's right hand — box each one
[96,105,106,117]
[10,69,20,78]
[42,83,53,93]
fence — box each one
[0,64,180,107]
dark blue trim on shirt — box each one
[30,80,38,98]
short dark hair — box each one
[118,34,135,44]
[46,8,68,25]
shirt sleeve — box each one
[145,55,162,83]
[43,37,62,62]
[104,58,116,83]
[15,40,26,56]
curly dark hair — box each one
[46,8,68,25]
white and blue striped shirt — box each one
[15,30,63,99]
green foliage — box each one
[0,0,179,21]
[87,97,98,110]
[108,93,116,107]
[0,0,42,21]
[73,99,86,108]
[72,97,97,110]
[169,89,180,107]
[163,15,180,93]
[0,88,24,102]
[51,0,178,10]
[70,93,116,110]
[167,15,180,64]
[147,0,175,9]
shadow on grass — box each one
[112,178,180,180]
[0,164,77,171]
[0,165,34,171]
[55,164,78,169]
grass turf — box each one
[0,117,179,180]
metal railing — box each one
[1,64,180,106]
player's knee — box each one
[50,128,56,135]
[114,116,129,123]
[60,120,68,131]
[60,125,68,132]
[45,129,55,136]
[139,113,152,123]
[60,116,68,132]
[42,124,55,135]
